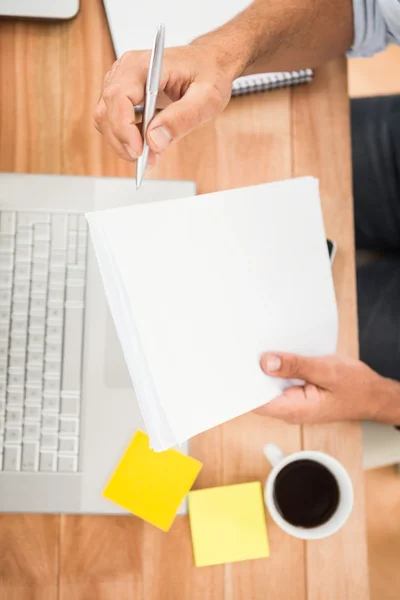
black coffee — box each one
[273,459,340,528]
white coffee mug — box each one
[264,443,354,540]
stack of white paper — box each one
[86,177,338,451]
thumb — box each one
[260,352,335,388]
[147,81,225,152]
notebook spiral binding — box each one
[231,69,313,97]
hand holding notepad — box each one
[87,177,337,451]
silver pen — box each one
[136,23,165,190]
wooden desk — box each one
[0,1,369,598]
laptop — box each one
[0,173,195,513]
[0,0,79,19]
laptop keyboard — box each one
[0,211,87,473]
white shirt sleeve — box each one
[348,0,400,57]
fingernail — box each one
[146,155,160,172]
[124,144,138,160]
[149,126,172,151]
[266,355,282,372]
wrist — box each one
[368,376,400,424]
[191,4,269,80]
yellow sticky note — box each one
[188,481,269,567]
[103,430,202,531]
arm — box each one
[192,0,354,76]
[94,0,397,160]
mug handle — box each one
[264,443,285,468]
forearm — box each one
[371,378,400,425]
[192,0,354,78]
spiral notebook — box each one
[86,177,338,452]
[231,70,313,97]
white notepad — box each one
[87,177,338,451]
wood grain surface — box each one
[0,1,369,598]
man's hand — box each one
[93,45,237,166]
[255,352,400,425]
[94,0,354,164]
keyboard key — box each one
[8,373,24,388]
[48,288,64,304]
[67,265,85,282]
[52,214,68,250]
[14,263,31,279]
[41,433,58,450]
[16,230,31,245]
[23,422,40,440]
[31,281,47,296]
[62,304,84,393]
[45,342,62,357]
[6,408,23,425]
[0,213,16,234]
[47,324,63,338]
[60,396,80,417]
[49,269,65,285]
[0,234,14,251]
[30,315,46,330]
[31,263,48,278]
[3,445,21,470]
[66,284,85,304]
[6,391,24,406]
[39,451,57,472]
[0,306,10,322]
[59,417,79,436]
[22,441,39,471]
[25,385,42,403]
[30,297,46,312]
[11,316,28,333]
[12,300,29,314]
[26,367,42,385]
[33,223,50,240]
[0,254,13,269]
[13,283,30,297]
[58,454,78,473]
[28,332,45,349]
[59,437,78,454]
[0,363,6,378]
[44,359,61,376]
[25,405,41,421]
[33,241,49,256]
[47,306,63,321]
[0,289,12,304]
[0,416,4,433]
[10,333,27,352]
[50,250,67,266]
[44,377,60,394]
[42,414,58,431]
[15,246,31,262]
[0,271,12,287]
[42,395,59,413]
[5,426,22,443]
[0,400,5,413]
[27,350,44,365]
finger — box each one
[101,122,138,163]
[260,352,337,388]
[102,84,144,159]
[253,384,321,424]
[146,81,225,153]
